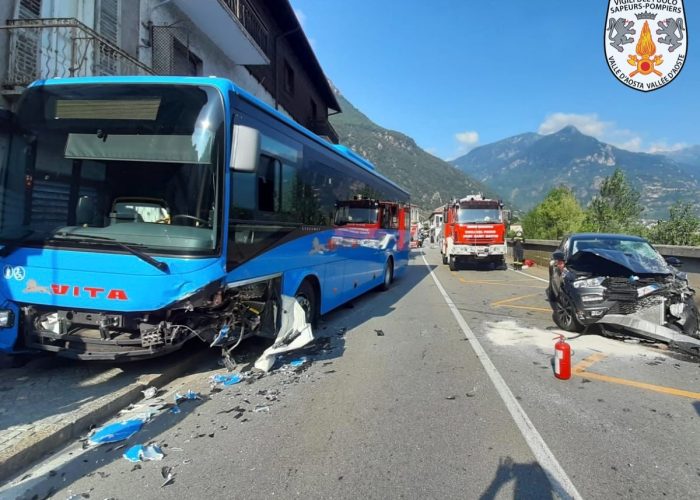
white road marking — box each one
[422,253,582,500]
[511,268,549,283]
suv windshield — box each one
[0,84,224,255]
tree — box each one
[582,168,644,234]
[647,202,700,246]
[522,186,585,240]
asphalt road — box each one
[3,246,699,499]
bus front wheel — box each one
[380,259,394,291]
[295,280,318,327]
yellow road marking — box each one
[571,353,608,372]
[492,293,541,306]
[490,293,551,313]
[573,353,700,400]
[497,304,552,312]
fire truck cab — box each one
[441,194,506,270]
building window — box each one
[17,0,41,18]
[173,39,202,76]
[283,60,294,95]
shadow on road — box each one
[479,456,558,500]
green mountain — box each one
[329,91,491,211]
[452,126,700,219]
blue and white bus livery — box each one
[0,76,410,361]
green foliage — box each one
[647,202,700,246]
[582,169,644,234]
[521,186,585,239]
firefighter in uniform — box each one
[512,231,525,269]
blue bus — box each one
[0,76,410,360]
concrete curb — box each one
[0,348,211,483]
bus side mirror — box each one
[231,125,260,172]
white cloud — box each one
[648,141,688,154]
[455,130,479,146]
[538,113,609,137]
[538,112,682,154]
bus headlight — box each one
[0,310,14,328]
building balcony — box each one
[0,18,154,91]
[172,0,269,66]
[0,17,153,91]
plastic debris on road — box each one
[123,444,165,462]
[141,386,158,399]
[170,405,182,414]
[88,419,144,445]
[254,405,270,413]
[211,372,243,388]
[161,466,175,487]
[254,296,314,373]
[174,390,200,404]
[289,357,308,368]
[375,329,385,336]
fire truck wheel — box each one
[442,253,448,265]
[380,259,394,291]
[295,280,318,327]
[448,255,457,271]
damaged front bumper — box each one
[567,277,700,356]
[597,313,700,355]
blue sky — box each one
[291,0,698,160]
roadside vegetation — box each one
[521,168,700,246]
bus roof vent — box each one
[333,144,376,170]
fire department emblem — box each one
[605,0,687,92]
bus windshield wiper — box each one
[0,230,36,258]
[50,232,169,273]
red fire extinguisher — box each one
[554,335,571,380]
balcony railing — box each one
[221,0,269,54]
[0,18,153,89]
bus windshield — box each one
[0,84,224,255]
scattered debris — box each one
[375,329,385,337]
[141,387,158,400]
[254,405,270,413]
[123,444,165,462]
[289,357,308,368]
[254,296,314,372]
[161,466,175,488]
[336,327,347,337]
[211,373,243,388]
[170,406,182,415]
[445,395,456,400]
[174,390,201,404]
[88,419,144,445]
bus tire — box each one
[380,258,394,291]
[295,279,318,328]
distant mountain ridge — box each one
[452,126,700,218]
[329,91,492,210]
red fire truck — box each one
[440,194,506,270]
[333,197,410,252]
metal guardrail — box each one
[0,18,153,88]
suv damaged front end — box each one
[564,249,700,355]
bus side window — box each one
[258,155,279,213]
